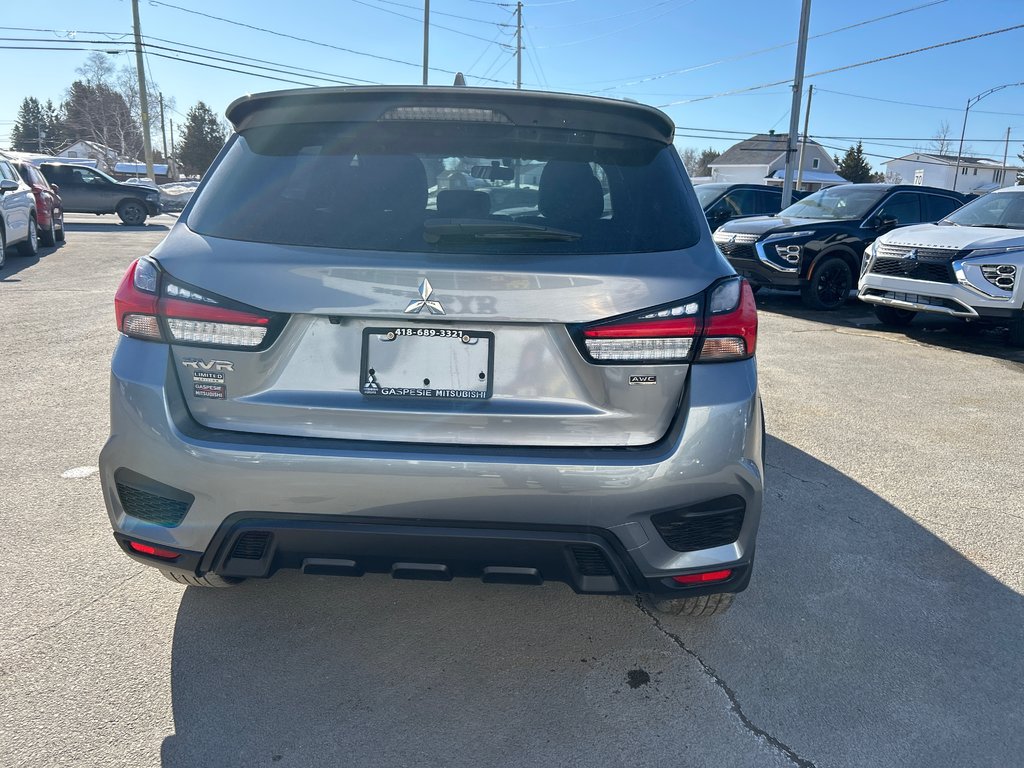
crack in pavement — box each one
[766,463,828,489]
[11,568,146,648]
[636,598,818,768]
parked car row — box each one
[0,154,63,268]
[708,181,1024,346]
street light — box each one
[952,81,1024,191]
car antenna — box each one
[453,72,466,86]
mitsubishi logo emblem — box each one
[404,278,445,315]
[900,249,919,275]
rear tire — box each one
[117,200,147,226]
[40,215,56,247]
[646,592,734,617]
[873,305,917,327]
[160,569,244,588]
[1008,314,1024,348]
[800,256,852,310]
[16,217,38,256]
[55,211,65,242]
[0,227,7,269]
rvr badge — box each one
[182,358,235,372]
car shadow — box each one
[161,437,1024,767]
[0,243,63,281]
[63,221,171,232]
[756,288,1024,365]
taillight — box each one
[114,258,278,349]
[577,277,757,364]
[582,299,703,362]
[698,278,757,361]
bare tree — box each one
[930,121,953,156]
[884,169,904,184]
[678,147,700,176]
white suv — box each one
[858,186,1024,346]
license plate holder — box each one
[360,328,494,401]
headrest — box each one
[538,161,604,222]
[437,189,491,218]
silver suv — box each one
[99,87,764,616]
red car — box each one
[11,159,65,246]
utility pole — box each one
[516,1,523,89]
[159,93,168,160]
[795,84,814,193]
[169,119,176,178]
[1001,126,1011,187]
[781,0,812,207]
[422,0,430,85]
[132,0,155,181]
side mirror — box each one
[50,184,60,193]
[0,179,17,194]
[873,215,898,231]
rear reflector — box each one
[128,540,180,560]
[672,569,732,584]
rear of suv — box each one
[859,185,1024,346]
[99,86,765,616]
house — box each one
[55,140,119,172]
[882,153,1020,194]
[709,132,845,191]
[112,161,174,183]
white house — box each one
[883,153,1020,194]
[709,132,844,191]
[56,140,119,172]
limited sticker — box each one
[192,371,225,384]
[194,382,226,399]
[628,375,657,386]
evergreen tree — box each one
[176,102,227,176]
[10,97,47,152]
[836,142,875,183]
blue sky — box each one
[3,0,1024,169]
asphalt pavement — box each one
[1,214,1021,768]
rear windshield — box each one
[186,121,699,254]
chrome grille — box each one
[875,243,960,261]
[713,231,759,245]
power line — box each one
[658,21,1024,107]
[572,0,950,92]
[528,0,682,29]
[364,0,512,26]
[815,87,1024,118]
[534,0,695,49]
[146,0,514,84]
[347,0,515,45]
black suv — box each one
[713,183,967,309]
[695,183,802,230]
[38,163,161,226]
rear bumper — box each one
[100,338,764,595]
[114,515,754,597]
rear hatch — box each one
[149,87,734,448]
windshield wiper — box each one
[423,219,581,243]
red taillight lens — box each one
[128,540,180,560]
[114,259,275,348]
[698,279,757,362]
[115,259,161,341]
[671,569,732,584]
